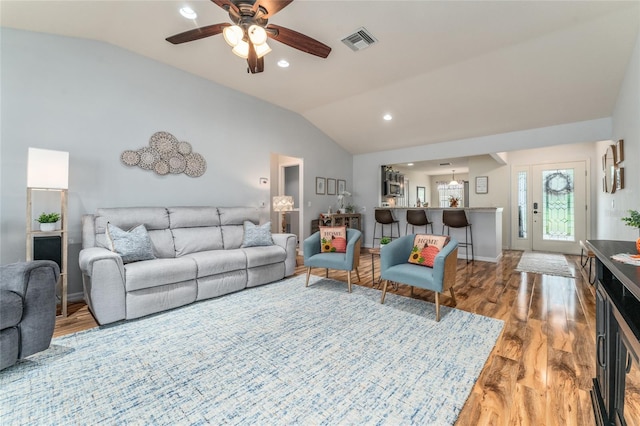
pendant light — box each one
[449,170,458,186]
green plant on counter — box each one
[36,212,61,223]
[622,209,640,234]
[345,204,356,213]
[380,236,391,245]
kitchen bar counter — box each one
[372,207,503,262]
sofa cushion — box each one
[0,290,22,329]
[106,224,156,263]
[241,221,274,248]
[95,207,169,236]
[124,257,196,292]
[172,227,224,257]
[185,250,247,277]
[221,225,245,249]
[242,245,287,268]
[218,207,260,225]
[168,207,220,228]
[147,229,176,259]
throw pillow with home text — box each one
[320,226,347,253]
[408,234,450,267]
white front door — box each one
[512,161,588,254]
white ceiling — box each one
[2,1,639,155]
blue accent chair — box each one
[380,234,459,321]
[303,229,362,292]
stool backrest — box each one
[443,209,470,228]
[375,209,395,224]
[406,209,428,226]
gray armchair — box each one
[380,235,458,321]
[303,229,362,292]
[1,260,59,370]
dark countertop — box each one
[586,240,640,300]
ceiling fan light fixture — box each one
[248,25,268,45]
[232,40,249,59]
[223,25,244,47]
[254,42,272,58]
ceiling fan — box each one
[166,0,331,74]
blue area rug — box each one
[0,275,503,425]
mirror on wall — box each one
[603,144,617,194]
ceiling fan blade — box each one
[166,23,230,44]
[253,0,293,18]
[211,0,240,15]
[267,24,331,58]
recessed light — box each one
[179,7,197,19]
[407,163,414,166]
[383,114,392,121]
[277,59,290,68]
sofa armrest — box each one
[271,233,297,277]
[0,260,58,358]
[79,247,126,325]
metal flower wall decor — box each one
[121,131,207,177]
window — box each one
[437,181,464,207]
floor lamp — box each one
[272,195,294,233]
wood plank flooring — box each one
[54,250,597,425]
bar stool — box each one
[405,209,433,235]
[442,209,474,263]
[372,209,401,247]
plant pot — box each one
[39,222,56,232]
[338,208,346,214]
[636,238,640,254]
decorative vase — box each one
[39,222,56,232]
[636,237,640,254]
[338,208,346,214]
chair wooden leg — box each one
[449,287,457,306]
[435,292,440,322]
[355,267,361,282]
[380,280,389,303]
[325,268,329,278]
[410,286,414,297]
[305,267,311,287]
[347,271,352,293]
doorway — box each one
[273,154,303,247]
[512,161,588,254]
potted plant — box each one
[36,212,61,232]
[336,191,352,214]
[380,236,391,247]
[621,209,640,253]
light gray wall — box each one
[0,28,352,296]
[597,30,640,240]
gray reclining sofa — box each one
[80,207,297,325]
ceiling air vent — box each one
[341,27,378,52]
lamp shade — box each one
[27,147,69,189]
[273,195,294,212]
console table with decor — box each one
[585,240,640,426]
[312,213,362,234]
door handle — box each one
[597,334,606,368]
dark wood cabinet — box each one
[586,240,640,426]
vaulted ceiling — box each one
[2,1,639,155]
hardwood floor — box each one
[54,250,597,425]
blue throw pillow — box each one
[106,223,156,263]
[241,221,273,247]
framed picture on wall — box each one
[475,176,488,194]
[315,177,326,195]
[616,139,624,164]
[327,178,336,195]
[337,179,346,194]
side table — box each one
[371,247,398,290]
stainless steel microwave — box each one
[385,181,402,196]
